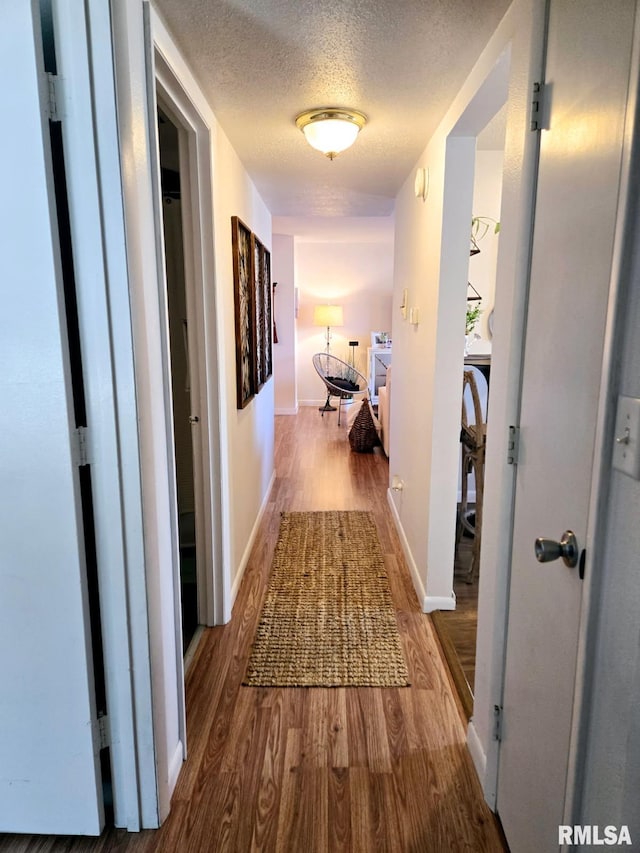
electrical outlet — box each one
[612,395,640,479]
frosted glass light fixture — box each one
[314,304,344,353]
[295,108,367,160]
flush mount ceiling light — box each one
[295,108,367,160]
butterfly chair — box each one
[312,353,368,426]
[457,367,488,583]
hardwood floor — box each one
[431,541,481,720]
[0,408,506,852]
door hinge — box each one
[507,425,520,465]
[45,72,60,122]
[493,704,503,742]
[97,712,110,750]
[73,426,90,467]
[530,81,546,131]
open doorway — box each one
[432,103,506,719]
[157,107,199,653]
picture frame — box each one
[251,234,273,390]
[231,216,255,408]
[371,331,389,347]
[261,245,273,381]
[252,234,264,390]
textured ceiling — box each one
[154,0,512,217]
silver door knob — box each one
[534,530,579,568]
[189,415,199,424]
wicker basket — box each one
[348,400,380,453]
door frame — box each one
[149,8,227,634]
[50,0,159,830]
[142,4,227,767]
[151,60,223,632]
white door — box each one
[0,0,104,834]
[496,2,638,850]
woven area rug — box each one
[243,511,409,687]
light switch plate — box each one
[612,395,640,479]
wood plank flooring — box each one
[0,407,506,853]
[431,542,481,720]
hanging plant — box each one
[470,216,501,255]
[466,302,482,335]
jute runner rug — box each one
[243,510,409,687]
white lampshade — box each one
[296,109,367,160]
[313,304,344,328]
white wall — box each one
[211,125,274,599]
[388,0,546,801]
[272,234,297,414]
[273,216,394,405]
[469,149,504,343]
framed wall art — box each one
[252,234,265,389]
[231,216,255,408]
[258,242,273,385]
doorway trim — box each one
[141,10,228,777]
[151,18,227,633]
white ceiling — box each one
[154,0,512,217]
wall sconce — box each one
[313,304,344,353]
[295,108,367,160]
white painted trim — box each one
[59,0,158,829]
[423,595,456,613]
[150,8,232,630]
[168,740,184,794]
[467,719,488,785]
[110,0,191,827]
[386,489,426,609]
[275,407,300,416]
[229,471,277,615]
[151,18,226,629]
[141,3,187,795]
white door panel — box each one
[496,2,638,851]
[0,0,103,834]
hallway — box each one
[1,409,505,852]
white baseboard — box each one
[387,489,456,613]
[168,739,184,798]
[230,470,276,608]
[423,594,456,612]
[467,719,487,783]
[387,489,425,608]
[275,406,299,415]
